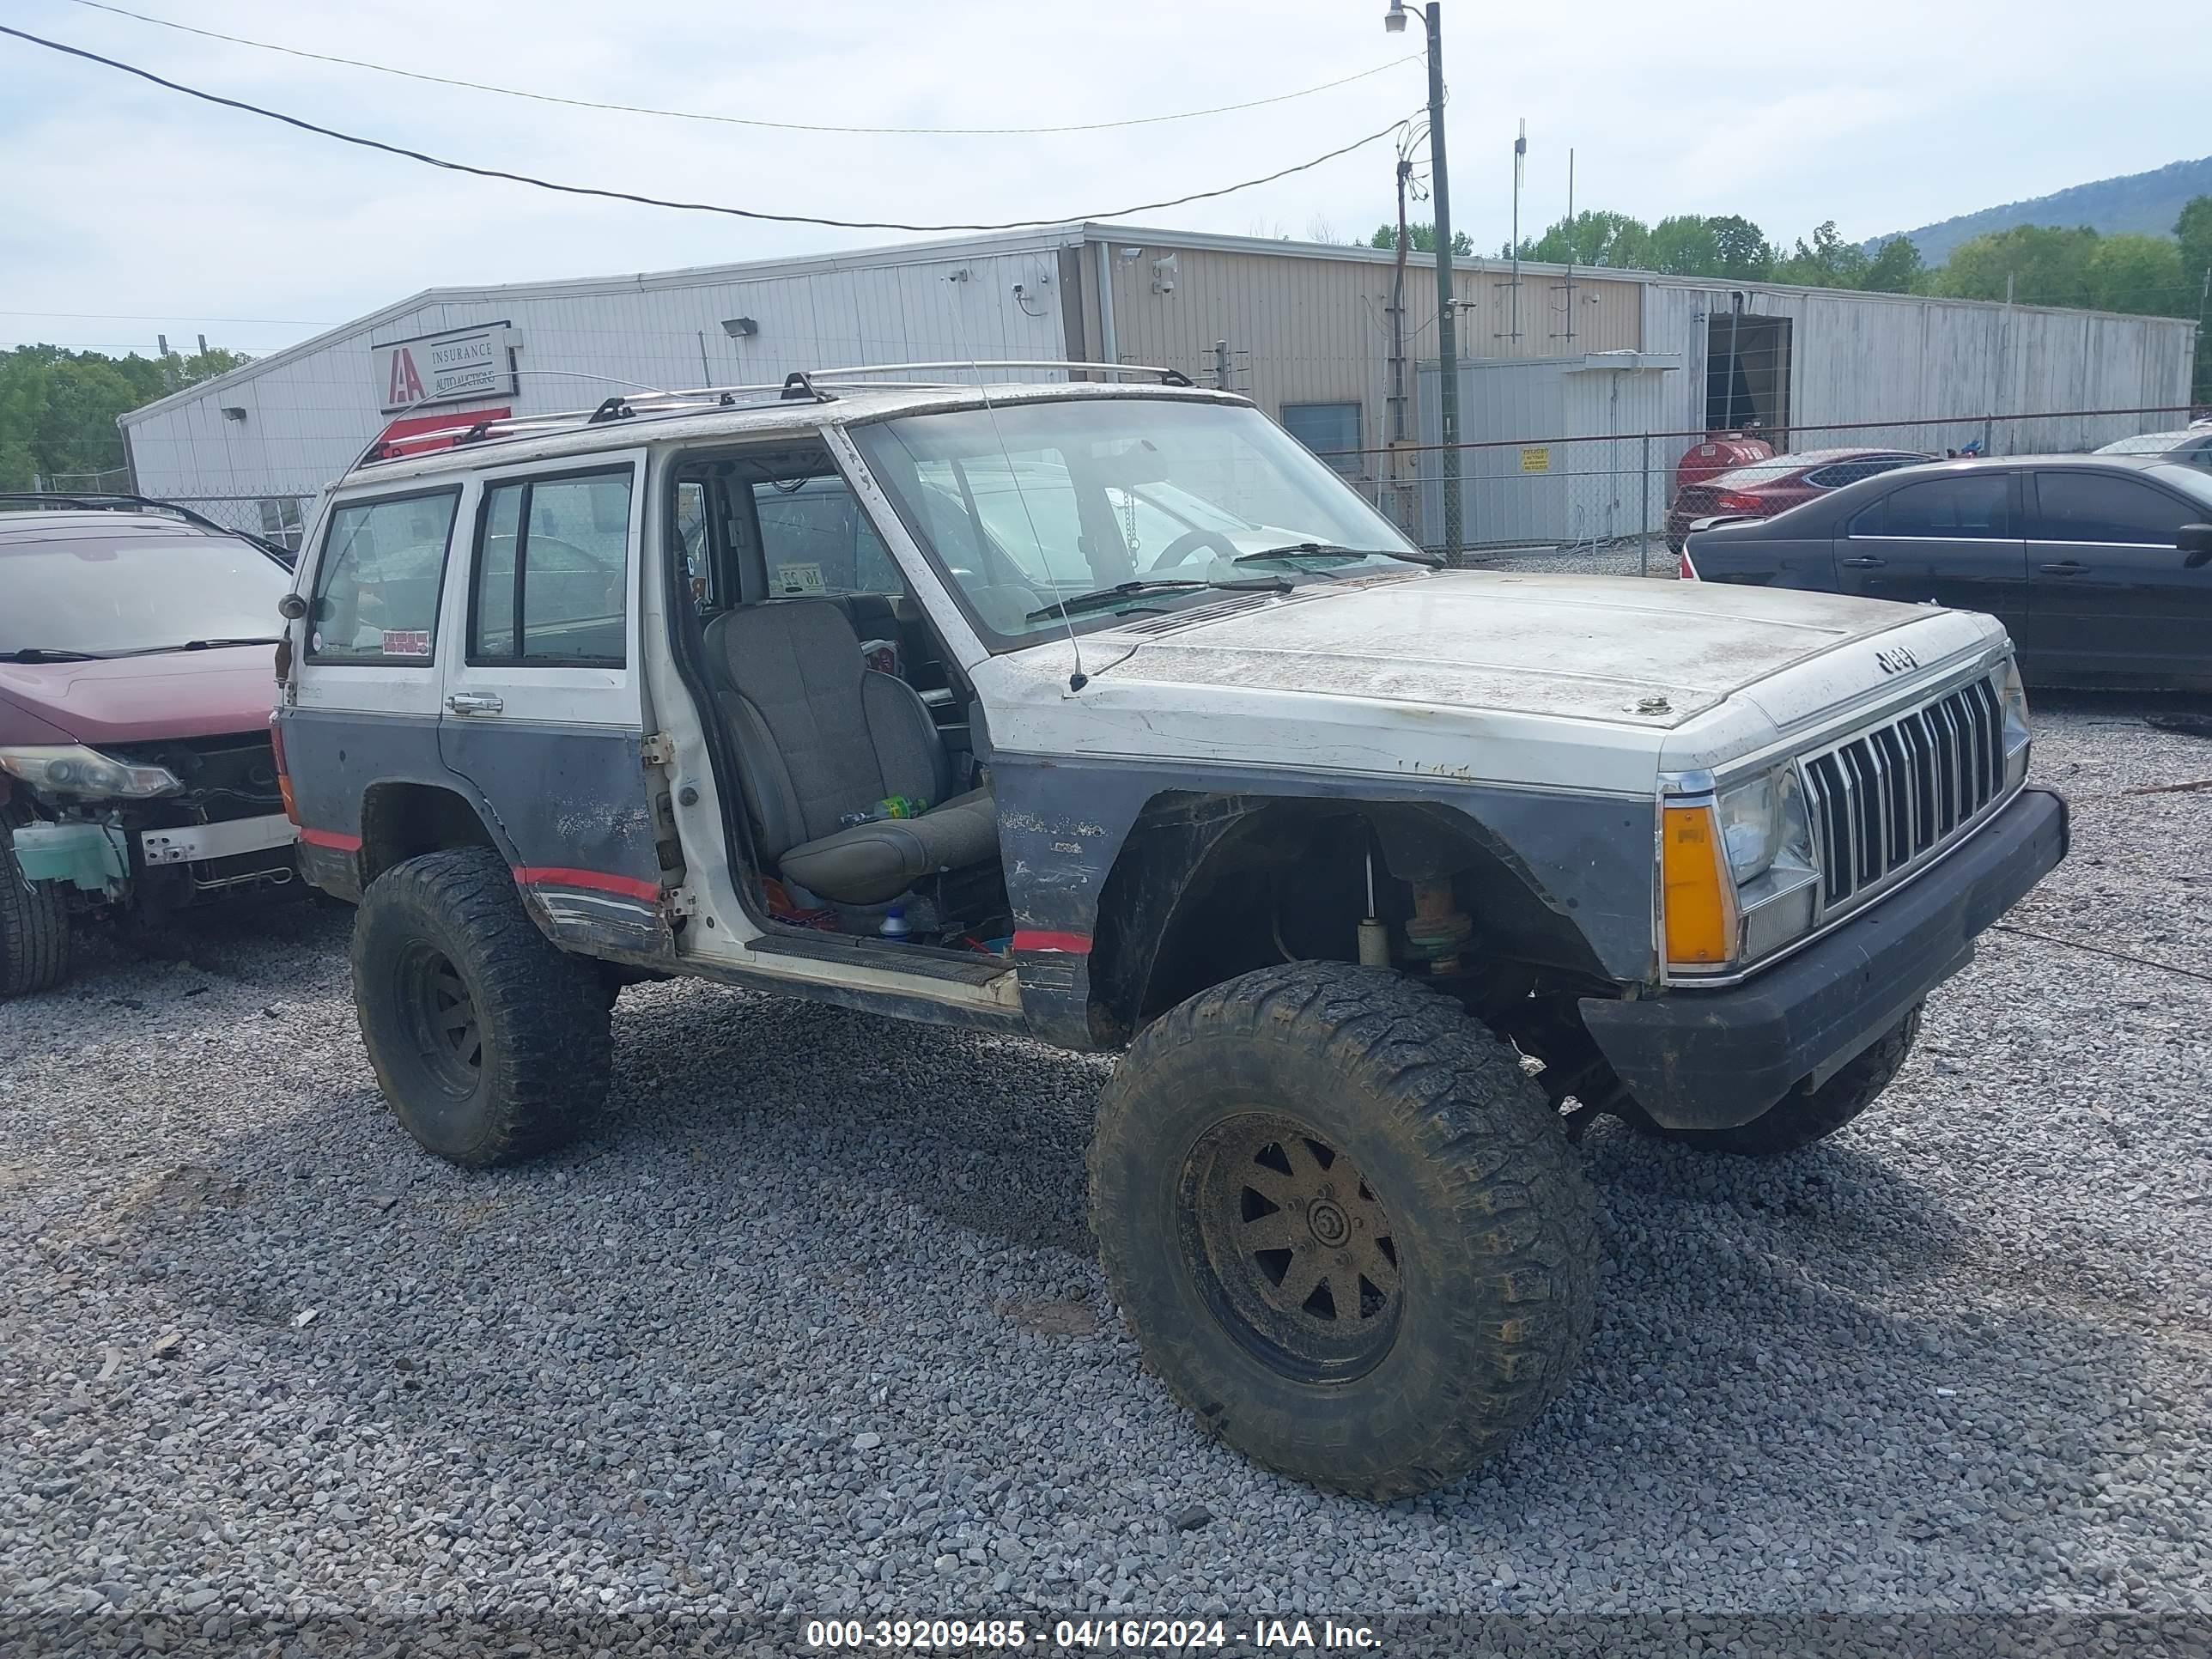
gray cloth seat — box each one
[702,600,998,906]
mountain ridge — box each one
[1869,156,2212,264]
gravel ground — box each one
[2,697,2209,1654]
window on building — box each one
[1279,403,1363,474]
[2030,472,2191,544]
[471,467,633,665]
[1881,475,2012,538]
[258,495,307,551]
[307,489,460,661]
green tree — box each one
[1369,222,1473,257]
[1515,209,1651,269]
[2086,234,2186,316]
[0,343,249,491]
[1773,221,1871,289]
[1933,224,2101,307]
[2177,195,2212,400]
[1863,236,1924,294]
[1705,216,1777,280]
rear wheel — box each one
[1089,961,1599,1498]
[351,848,611,1166]
[0,803,72,999]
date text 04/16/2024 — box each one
[802,1619,1382,1650]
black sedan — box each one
[1681,455,2212,690]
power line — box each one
[64,0,1420,137]
[0,307,326,325]
[1,22,1407,235]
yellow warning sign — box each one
[1520,446,1552,473]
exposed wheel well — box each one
[1085,792,1613,1047]
[360,781,500,885]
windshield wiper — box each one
[1234,541,1442,568]
[176,637,282,651]
[1025,575,1290,623]
[1,647,104,662]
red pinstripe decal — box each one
[1012,929,1092,955]
[513,866,661,903]
[298,826,362,852]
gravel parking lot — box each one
[3,694,2208,1652]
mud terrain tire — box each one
[1088,961,1599,1498]
[352,848,611,1166]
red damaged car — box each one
[1665,447,1929,554]
[0,496,300,997]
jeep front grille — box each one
[1801,675,2007,912]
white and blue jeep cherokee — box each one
[276,366,2066,1498]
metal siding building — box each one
[119,221,2196,550]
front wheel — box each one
[0,803,72,999]
[1088,961,1599,1499]
[351,848,612,1166]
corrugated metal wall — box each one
[118,222,2197,536]
[1094,239,1645,489]
[121,241,1075,502]
[1642,283,2197,461]
[1416,357,1686,547]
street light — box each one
[1384,1,1462,561]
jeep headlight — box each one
[1997,656,2031,790]
[0,744,183,800]
[1663,764,1819,975]
[1715,767,1810,884]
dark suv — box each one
[0,495,300,996]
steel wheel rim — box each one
[398,942,483,1096]
[1180,1112,1403,1383]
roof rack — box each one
[0,490,293,561]
[351,360,1197,470]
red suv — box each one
[0,495,300,997]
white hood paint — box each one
[975,571,2007,799]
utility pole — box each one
[1510,119,1526,343]
[1214,339,1231,392]
[1386,1,1461,560]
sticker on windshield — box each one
[380,629,432,657]
[775,562,825,594]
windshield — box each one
[850,398,1424,643]
[1,534,287,656]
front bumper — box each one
[1578,787,2069,1131]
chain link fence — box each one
[1333,404,2207,574]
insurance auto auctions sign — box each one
[373,322,517,413]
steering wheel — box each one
[1147,527,1243,570]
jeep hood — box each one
[1090,570,1943,725]
[0,647,279,745]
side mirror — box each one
[2179,523,2212,568]
[277,592,309,620]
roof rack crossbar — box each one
[802,359,1188,385]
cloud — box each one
[4,0,2205,354]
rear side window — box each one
[471,467,633,665]
[1882,475,2011,538]
[1806,456,1917,489]
[2030,472,2190,544]
[308,489,461,661]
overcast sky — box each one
[4,0,2207,359]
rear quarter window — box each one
[307,489,462,661]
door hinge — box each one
[641,732,676,768]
